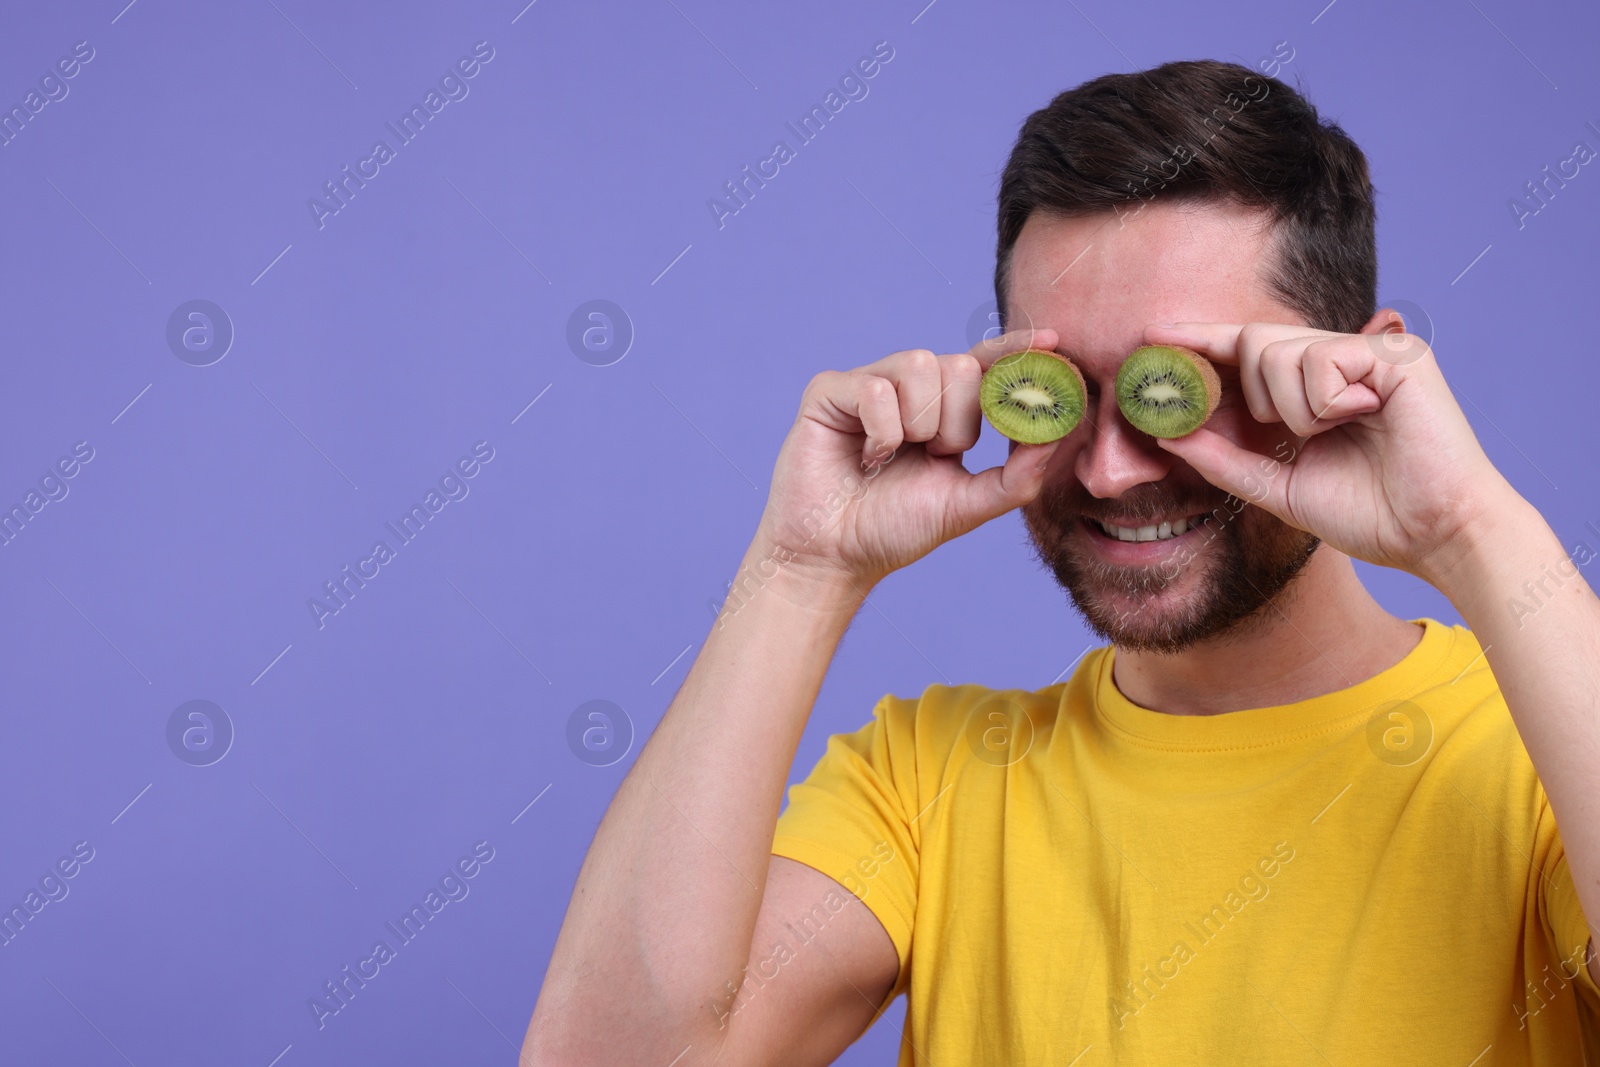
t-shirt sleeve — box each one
[771,692,921,1013]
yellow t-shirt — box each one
[772,618,1599,1062]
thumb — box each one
[1158,429,1293,523]
[951,439,1061,530]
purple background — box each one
[0,0,1595,1063]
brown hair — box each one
[994,59,1376,335]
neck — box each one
[1111,547,1423,716]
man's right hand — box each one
[523,330,1069,1067]
[749,328,1067,594]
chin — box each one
[1061,546,1242,654]
[1025,493,1321,655]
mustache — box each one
[1037,479,1230,526]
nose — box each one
[1074,397,1174,499]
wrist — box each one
[716,537,870,627]
[1419,486,1556,607]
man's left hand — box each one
[1142,319,1519,587]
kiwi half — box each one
[980,349,1086,444]
[1115,344,1220,438]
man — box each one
[524,59,1600,1063]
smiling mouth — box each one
[1090,514,1212,543]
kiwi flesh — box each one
[1115,345,1220,438]
[980,349,1087,444]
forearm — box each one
[524,542,866,1061]
[1430,492,1600,972]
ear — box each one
[1358,307,1407,336]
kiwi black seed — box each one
[1115,344,1221,438]
[979,349,1087,444]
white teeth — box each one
[1097,516,1197,542]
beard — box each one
[1021,475,1320,654]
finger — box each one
[808,371,905,466]
[1141,322,1246,366]
[1312,383,1381,422]
[925,353,984,457]
[857,347,964,444]
[1231,325,1281,425]
[968,326,1060,371]
[951,439,1062,529]
[885,348,944,444]
[1259,338,1321,434]
[1156,429,1294,525]
[1142,321,1331,368]
[854,375,906,467]
[1304,338,1382,422]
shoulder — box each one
[1400,622,1547,809]
[878,664,1100,764]
[1414,622,1516,739]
